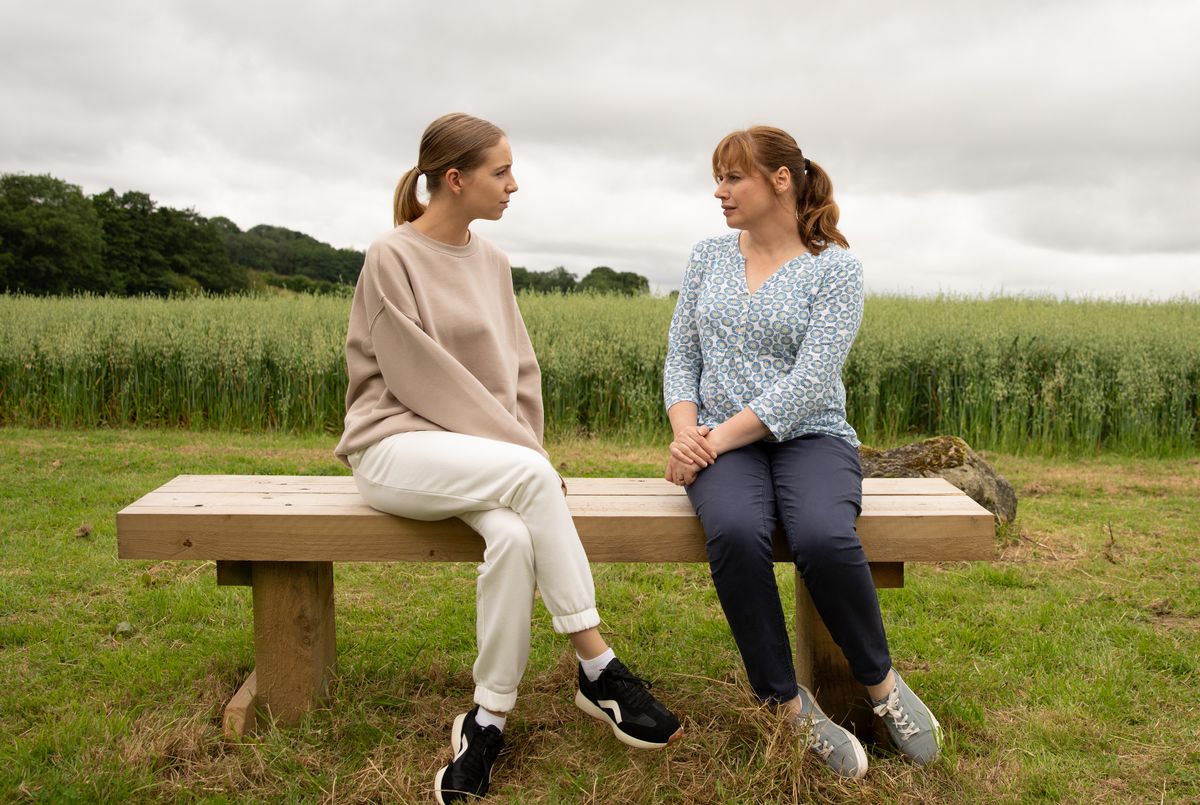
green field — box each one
[1,428,1197,803]
[2,294,1197,453]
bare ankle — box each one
[866,669,896,702]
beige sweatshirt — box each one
[334,223,545,465]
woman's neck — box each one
[411,200,473,246]
[741,212,805,260]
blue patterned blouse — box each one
[663,233,863,446]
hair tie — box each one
[413,165,423,176]
[803,157,811,174]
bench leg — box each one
[794,563,903,739]
[250,561,336,727]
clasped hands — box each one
[664,424,718,486]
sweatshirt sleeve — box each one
[512,305,545,445]
[746,250,863,438]
[364,248,548,457]
[663,246,704,411]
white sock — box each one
[579,648,616,682]
[473,706,506,732]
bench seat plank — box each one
[122,492,986,515]
[150,475,968,496]
[118,477,994,564]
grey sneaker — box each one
[871,669,943,765]
[791,685,868,779]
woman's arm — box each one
[664,251,717,467]
[706,408,771,456]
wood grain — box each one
[251,562,336,726]
[223,670,257,738]
[157,475,966,497]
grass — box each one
[2,293,1198,453]
[1,426,1198,803]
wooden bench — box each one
[117,475,994,738]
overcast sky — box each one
[3,1,1197,297]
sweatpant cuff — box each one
[551,607,601,635]
[474,684,518,714]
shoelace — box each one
[800,717,836,760]
[605,665,657,709]
[872,687,920,740]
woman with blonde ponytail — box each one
[663,126,943,779]
[335,113,682,804]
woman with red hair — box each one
[663,126,943,779]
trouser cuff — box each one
[474,684,518,714]
[551,607,601,635]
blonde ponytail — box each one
[393,166,424,226]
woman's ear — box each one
[773,166,792,195]
[444,167,464,195]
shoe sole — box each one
[574,689,683,750]
[433,712,469,804]
[433,766,450,805]
[820,719,868,782]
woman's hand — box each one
[670,424,717,468]
[664,455,700,486]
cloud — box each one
[1,0,1197,297]
[986,162,1200,255]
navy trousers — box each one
[686,433,892,703]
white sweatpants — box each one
[348,430,600,712]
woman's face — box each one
[713,162,786,230]
[458,137,518,221]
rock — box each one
[859,436,1018,522]
[113,621,135,637]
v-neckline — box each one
[737,236,806,297]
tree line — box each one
[0,173,649,297]
[510,265,648,296]
[0,173,363,296]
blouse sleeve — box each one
[663,247,704,412]
[746,251,863,438]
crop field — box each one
[1,293,1197,453]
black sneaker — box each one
[433,706,504,803]
[574,658,683,749]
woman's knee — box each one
[506,448,559,490]
[702,513,773,567]
[479,510,534,564]
[789,522,860,569]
